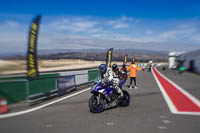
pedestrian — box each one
[127,61,141,89]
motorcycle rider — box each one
[102,64,123,97]
[98,64,107,79]
[120,64,128,81]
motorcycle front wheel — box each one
[89,95,105,113]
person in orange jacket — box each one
[127,61,141,89]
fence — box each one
[0,69,100,104]
[0,79,28,104]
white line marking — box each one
[46,124,53,128]
[0,87,91,119]
[158,126,168,130]
[163,120,171,124]
[152,67,200,116]
[160,115,167,119]
[106,122,114,126]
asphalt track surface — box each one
[0,68,200,133]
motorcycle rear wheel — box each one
[118,90,131,107]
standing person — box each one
[127,61,141,89]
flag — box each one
[26,15,41,79]
[106,48,113,68]
[124,55,128,65]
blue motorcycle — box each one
[89,80,130,113]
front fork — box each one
[96,93,101,104]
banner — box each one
[26,15,41,79]
[59,70,88,86]
[106,48,113,68]
[57,75,75,95]
[124,55,128,65]
[75,74,88,85]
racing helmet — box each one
[112,64,118,71]
[99,64,107,73]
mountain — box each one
[0,48,169,62]
[0,48,168,57]
[38,49,169,55]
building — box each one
[182,49,200,74]
[168,52,184,69]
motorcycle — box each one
[88,80,130,113]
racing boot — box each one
[116,86,124,98]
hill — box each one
[0,49,168,62]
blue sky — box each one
[0,0,200,54]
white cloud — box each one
[160,29,192,39]
[177,22,199,29]
[107,16,135,29]
[1,16,200,54]
[190,34,200,43]
[113,23,129,29]
[159,28,197,42]
[4,21,20,28]
[0,20,24,32]
[87,27,105,33]
[92,33,159,43]
[0,20,28,53]
[145,30,153,35]
[47,18,98,33]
